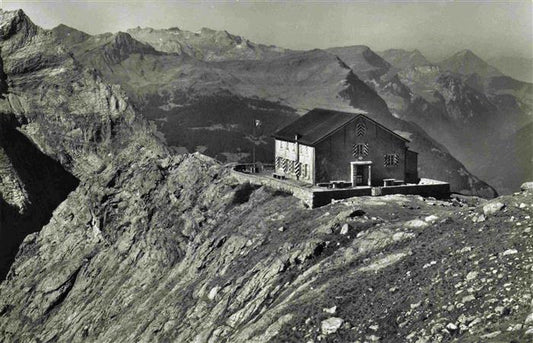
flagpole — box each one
[252,119,256,166]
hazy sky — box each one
[1,0,531,61]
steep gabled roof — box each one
[272,108,409,146]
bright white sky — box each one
[1,0,531,61]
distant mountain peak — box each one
[326,45,390,79]
[114,31,134,41]
[451,49,487,63]
[82,31,162,65]
[0,8,39,42]
[409,49,426,58]
[107,31,158,54]
[439,49,502,78]
[51,23,90,44]
[455,48,476,56]
[378,48,431,70]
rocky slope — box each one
[1,9,532,343]
[0,8,165,277]
[0,114,79,279]
[1,133,533,342]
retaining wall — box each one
[231,168,450,208]
[231,170,315,207]
[313,188,371,207]
[379,183,450,199]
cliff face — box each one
[0,115,79,279]
[0,9,165,280]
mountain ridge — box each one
[57,23,497,196]
[372,47,532,194]
[127,26,290,61]
[41,14,532,194]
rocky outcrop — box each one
[0,9,39,52]
[521,182,533,192]
[0,9,164,280]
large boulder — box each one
[404,219,429,229]
[483,202,505,216]
[521,182,533,192]
[321,317,344,335]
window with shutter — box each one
[352,143,369,158]
[384,153,400,167]
[275,156,282,170]
[294,162,301,176]
[281,158,288,172]
[288,160,295,174]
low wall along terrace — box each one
[231,168,315,206]
[231,167,450,208]
[379,183,450,198]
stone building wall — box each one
[314,116,408,185]
[274,139,315,184]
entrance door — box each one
[351,162,372,187]
[356,165,366,186]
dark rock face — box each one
[0,56,7,98]
[0,115,79,280]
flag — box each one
[255,119,262,127]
